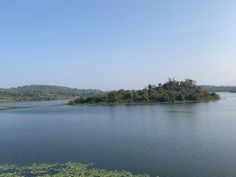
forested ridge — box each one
[201,85,236,93]
[0,85,102,102]
[70,79,219,105]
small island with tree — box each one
[69,79,220,105]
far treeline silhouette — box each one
[69,79,219,105]
[0,85,102,102]
[200,85,236,93]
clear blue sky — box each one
[0,0,235,90]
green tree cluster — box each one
[70,79,219,105]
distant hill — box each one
[200,85,236,93]
[0,85,103,102]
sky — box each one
[0,0,236,90]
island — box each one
[69,79,220,105]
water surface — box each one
[0,93,236,177]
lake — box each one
[0,93,236,177]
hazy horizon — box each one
[1,82,236,92]
[1,0,236,90]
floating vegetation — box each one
[0,106,18,111]
[0,162,152,177]
[0,106,27,111]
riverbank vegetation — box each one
[69,79,220,105]
[0,162,151,177]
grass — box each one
[0,162,153,177]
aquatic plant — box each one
[0,162,152,177]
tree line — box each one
[200,85,236,93]
[0,85,102,102]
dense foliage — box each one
[0,85,102,102]
[0,162,151,177]
[201,85,236,93]
[70,79,219,105]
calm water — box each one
[0,93,236,177]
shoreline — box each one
[68,98,220,106]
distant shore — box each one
[0,97,73,103]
